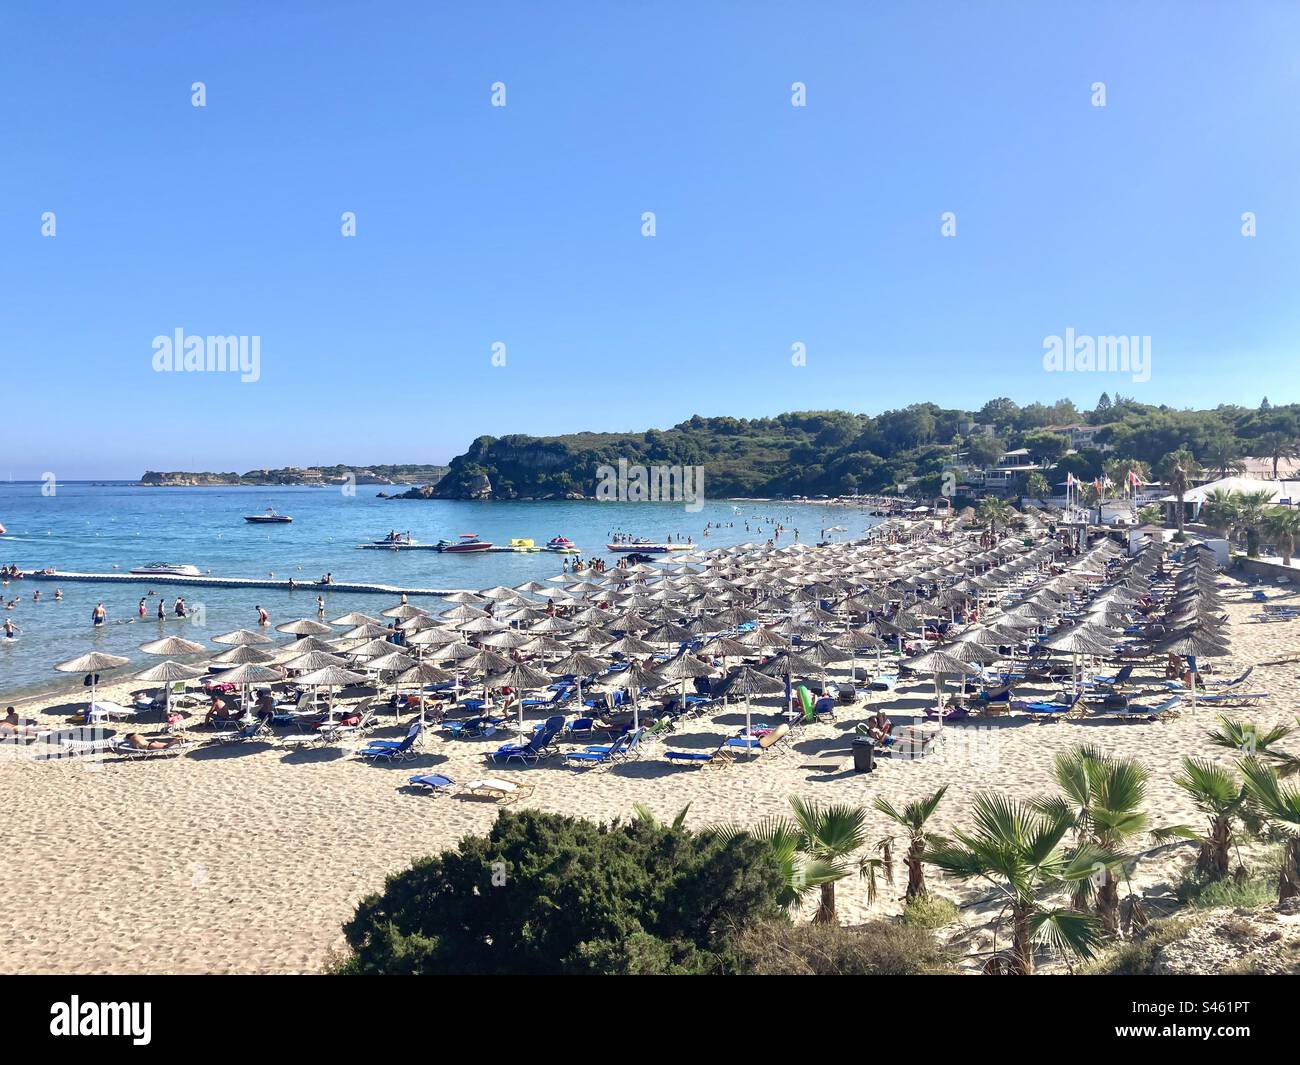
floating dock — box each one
[21,570,463,598]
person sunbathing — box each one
[123,732,184,750]
[1,707,39,734]
[203,697,240,727]
[862,710,893,744]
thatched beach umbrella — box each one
[903,648,981,729]
[488,662,556,733]
[138,635,206,656]
[133,659,207,714]
[212,628,273,647]
[275,618,334,637]
[591,662,664,730]
[720,666,786,754]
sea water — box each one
[0,482,871,698]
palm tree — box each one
[1239,758,1300,903]
[1235,488,1276,557]
[927,793,1113,973]
[1161,449,1201,537]
[1103,457,1150,502]
[1033,746,1150,936]
[1166,757,1247,881]
[1198,488,1240,537]
[1265,506,1300,566]
[1024,471,1050,501]
[977,496,1011,536]
[716,798,878,924]
[873,786,948,901]
[1207,715,1299,778]
[1203,434,1246,479]
[1253,431,1298,479]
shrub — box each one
[731,918,956,975]
[332,809,785,974]
[901,894,960,930]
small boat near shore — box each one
[244,507,293,524]
[544,536,580,554]
[437,533,493,553]
[606,540,693,553]
[358,531,420,549]
[129,562,203,577]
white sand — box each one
[2,579,1298,974]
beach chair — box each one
[85,701,140,724]
[358,721,424,762]
[563,731,633,769]
[440,714,507,739]
[1013,694,1083,719]
[461,777,535,805]
[209,718,270,744]
[1100,694,1183,719]
[880,725,938,760]
[563,716,596,739]
[408,772,456,796]
[489,715,565,766]
[109,736,197,759]
[723,722,792,758]
[1166,666,1253,692]
[1087,664,1134,690]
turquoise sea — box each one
[0,482,869,699]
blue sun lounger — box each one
[489,715,565,766]
[563,731,634,769]
[358,722,423,762]
[408,772,455,795]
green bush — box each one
[332,809,785,974]
[1176,871,1276,910]
[901,894,961,930]
[731,918,956,975]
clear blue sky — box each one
[2,1,1297,478]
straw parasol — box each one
[719,666,786,755]
[275,618,334,637]
[138,636,206,656]
[212,628,273,646]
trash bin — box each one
[852,736,875,773]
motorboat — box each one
[605,539,693,553]
[361,531,418,548]
[436,533,493,553]
[129,562,203,577]
[544,536,580,553]
[244,507,293,524]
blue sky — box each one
[1,1,1297,478]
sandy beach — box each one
[2,566,1298,974]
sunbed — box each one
[462,777,535,805]
[489,715,565,765]
[564,730,637,769]
[408,772,456,796]
[357,721,424,762]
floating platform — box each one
[605,543,694,553]
[356,543,440,551]
[21,570,461,597]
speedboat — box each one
[544,536,580,554]
[437,533,493,553]
[606,539,693,553]
[129,562,203,577]
[244,507,292,524]
[367,532,417,547]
